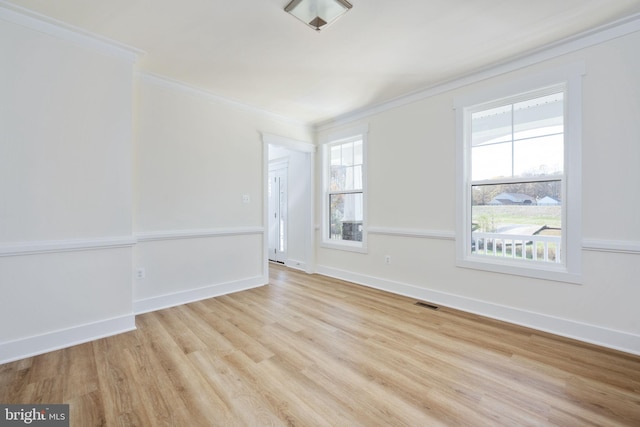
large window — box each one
[322,128,367,251]
[456,65,583,282]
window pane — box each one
[330,144,342,166]
[330,165,345,190]
[330,192,363,242]
[472,141,512,181]
[332,165,358,191]
[471,182,562,262]
[471,104,512,147]
[344,165,354,190]
[342,142,354,166]
[353,164,363,189]
[471,92,564,181]
[513,133,563,177]
[354,139,363,165]
[513,92,564,139]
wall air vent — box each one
[415,301,439,310]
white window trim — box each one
[454,62,584,284]
[320,125,368,253]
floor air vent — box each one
[415,301,439,310]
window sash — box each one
[456,75,583,281]
[465,88,567,267]
[321,127,368,252]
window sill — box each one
[320,240,368,253]
[457,255,581,284]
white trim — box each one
[262,133,316,153]
[0,236,136,257]
[315,265,640,356]
[583,239,640,255]
[320,125,369,252]
[319,124,370,144]
[0,1,143,63]
[135,227,263,242]
[315,13,640,131]
[452,62,586,109]
[454,63,584,284]
[134,276,266,315]
[264,141,270,278]
[284,258,307,272]
[320,240,368,253]
[137,72,309,128]
[368,227,455,240]
[0,314,136,365]
[264,136,316,274]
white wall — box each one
[133,75,311,313]
[0,7,311,363]
[0,16,137,362]
[315,30,640,355]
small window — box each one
[455,65,583,283]
[322,127,367,251]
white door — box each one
[268,165,287,263]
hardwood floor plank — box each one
[67,390,106,427]
[135,313,235,426]
[92,334,153,426]
[63,342,99,401]
[223,350,335,427]
[187,350,286,427]
[1,263,639,426]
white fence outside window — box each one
[472,232,561,263]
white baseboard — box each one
[285,259,307,272]
[133,275,267,315]
[315,265,640,356]
[0,315,136,365]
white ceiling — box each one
[4,0,640,124]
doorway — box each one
[268,161,288,263]
[263,133,315,274]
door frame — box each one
[262,133,316,275]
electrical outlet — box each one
[136,268,146,279]
[242,194,250,204]
[384,255,391,265]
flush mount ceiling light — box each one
[285,0,353,31]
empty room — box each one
[1,0,639,425]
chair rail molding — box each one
[135,226,264,243]
[0,236,137,257]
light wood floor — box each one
[2,263,639,426]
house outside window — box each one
[455,65,584,283]
[322,126,368,252]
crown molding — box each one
[0,1,143,62]
[315,12,640,132]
